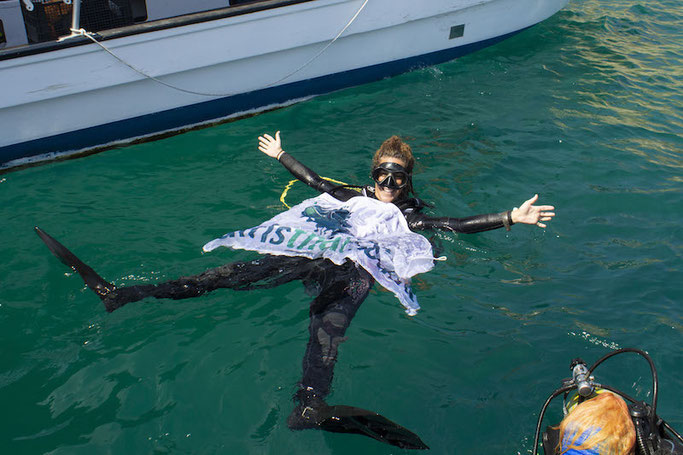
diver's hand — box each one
[510,194,555,228]
[258,131,284,159]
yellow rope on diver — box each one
[279,177,359,208]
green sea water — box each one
[1,0,681,453]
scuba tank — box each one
[532,348,683,455]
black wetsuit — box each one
[103,152,514,427]
[277,152,514,233]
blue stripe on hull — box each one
[1,29,525,165]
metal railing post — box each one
[71,0,82,32]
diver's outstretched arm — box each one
[257,131,359,201]
[407,194,555,233]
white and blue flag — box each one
[203,193,437,315]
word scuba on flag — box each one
[203,193,438,315]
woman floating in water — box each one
[37,132,555,449]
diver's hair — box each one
[558,392,636,455]
[372,136,415,174]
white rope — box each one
[267,0,369,86]
[75,28,229,96]
[71,0,370,97]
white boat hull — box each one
[0,0,569,166]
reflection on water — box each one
[550,0,682,172]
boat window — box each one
[449,24,465,39]
[0,20,5,48]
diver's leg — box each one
[103,255,314,312]
[34,227,314,311]
[286,262,429,450]
[288,262,373,429]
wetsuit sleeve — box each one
[278,152,358,202]
[406,210,514,233]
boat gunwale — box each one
[0,0,317,62]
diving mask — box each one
[371,162,411,190]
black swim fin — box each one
[317,404,429,450]
[35,226,115,299]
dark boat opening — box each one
[21,0,144,44]
[0,0,316,60]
